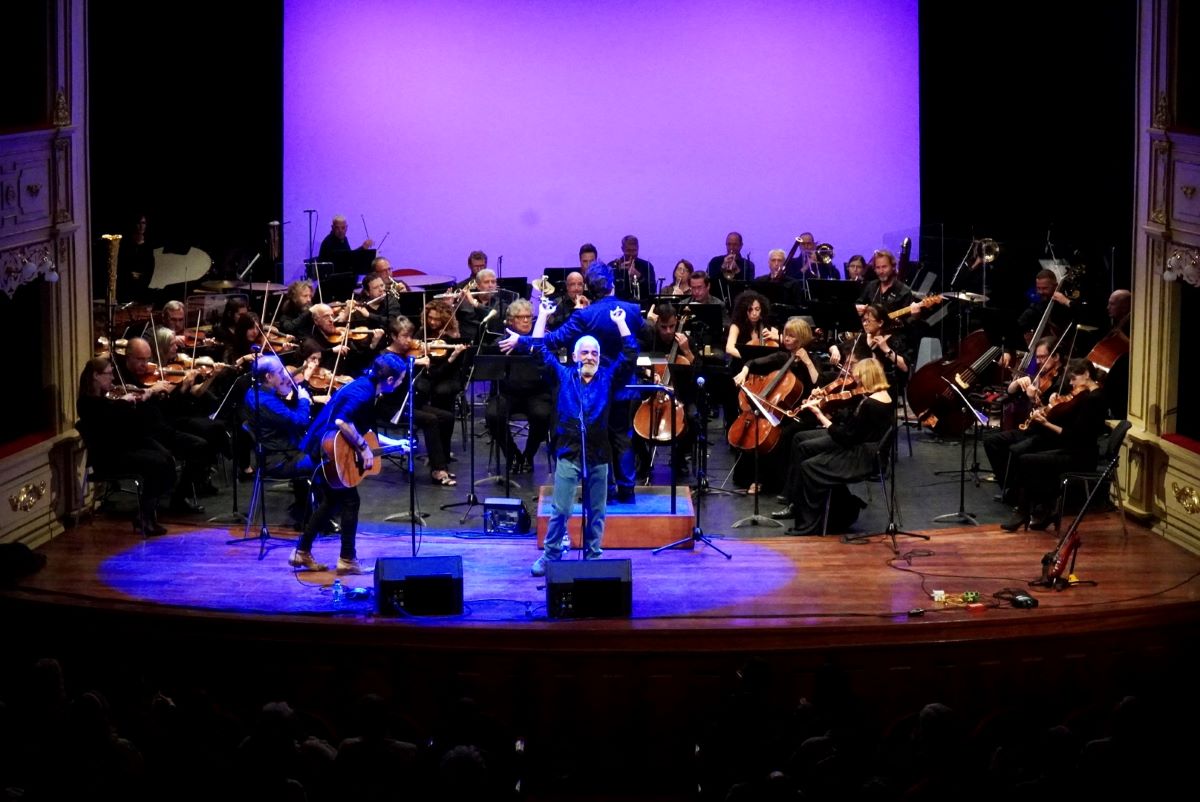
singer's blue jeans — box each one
[544,459,608,560]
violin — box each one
[191,356,232,377]
[407,339,452,359]
[183,327,217,349]
[308,367,353,391]
[140,361,190,386]
[801,386,868,413]
[1018,385,1084,431]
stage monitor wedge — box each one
[374,555,463,616]
[545,558,632,619]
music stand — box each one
[806,279,862,333]
[470,354,530,494]
[680,303,725,349]
[933,379,986,526]
[729,388,785,530]
[754,280,800,310]
[328,249,377,277]
[497,276,531,300]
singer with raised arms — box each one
[507,297,637,577]
[499,263,643,502]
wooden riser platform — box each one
[535,485,696,549]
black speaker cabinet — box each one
[374,556,463,616]
[545,559,632,619]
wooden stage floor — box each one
[9,509,1200,643]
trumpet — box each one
[979,238,999,263]
[720,253,740,281]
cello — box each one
[726,354,805,454]
[633,332,691,443]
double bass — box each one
[727,354,805,453]
[906,329,1003,436]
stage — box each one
[5,432,1200,794]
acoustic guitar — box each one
[320,430,405,489]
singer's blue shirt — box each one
[530,334,638,467]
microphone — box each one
[481,308,499,325]
[250,344,261,353]
[696,376,706,388]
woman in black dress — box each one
[783,357,894,535]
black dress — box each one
[788,395,894,534]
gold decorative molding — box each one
[1164,244,1200,287]
[1150,139,1170,225]
[1153,92,1171,129]
[1173,483,1200,515]
[52,138,71,224]
[53,88,71,128]
[25,184,41,198]
[9,481,46,512]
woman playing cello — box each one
[729,316,822,494]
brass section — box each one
[1173,483,1200,515]
[9,482,46,512]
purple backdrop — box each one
[283,0,919,283]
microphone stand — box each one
[575,366,588,559]
[444,323,495,520]
[225,346,295,558]
[933,378,985,526]
[383,371,428,527]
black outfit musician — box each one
[455,270,508,345]
[502,264,642,501]
[118,337,217,512]
[783,358,895,535]
[707,232,756,307]
[633,310,700,479]
[993,359,1108,531]
[730,318,823,495]
[1016,270,1076,342]
[317,216,373,261]
[485,302,554,474]
[375,319,459,485]
[290,353,407,575]
[609,236,656,304]
[77,357,177,536]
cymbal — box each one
[942,291,989,304]
[246,281,287,293]
[200,279,246,291]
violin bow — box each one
[191,307,202,363]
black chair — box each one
[825,425,896,536]
[1054,420,1133,542]
[76,419,147,535]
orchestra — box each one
[81,223,1132,573]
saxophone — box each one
[101,234,122,306]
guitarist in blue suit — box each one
[500,263,644,502]
[289,352,407,576]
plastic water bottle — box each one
[331,579,344,603]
